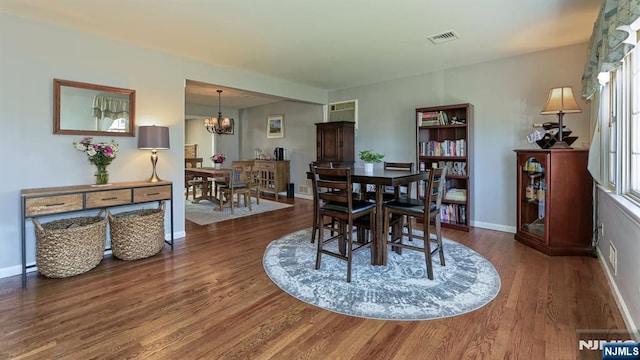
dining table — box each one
[185,167,231,204]
[308,167,429,266]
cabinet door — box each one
[516,153,548,245]
[316,122,354,165]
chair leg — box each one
[424,219,434,280]
[436,214,445,266]
[346,221,353,283]
[315,218,324,270]
[311,199,318,243]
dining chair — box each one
[311,166,376,282]
[382,167,447,280]
[185,157,210,200]
[309,161,336,244]
[232,160,260,205]
[217,166,252,214]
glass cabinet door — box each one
[520,157,546,239]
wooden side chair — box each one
[185,157,210,200]
[382,167,447,280]
[217,165,252,214]
[311,166,376,282]
[232,160,260,205]
[309,161,336,244]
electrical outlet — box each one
[609,242,617,275]
[600,223,605,238]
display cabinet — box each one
[416,103,472,231]
[316,121,355,168]
[514,149,594,256]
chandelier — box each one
[204,89,234,135]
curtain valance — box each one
[92,95,129,120]
[582,0,640,99]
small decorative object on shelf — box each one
[73,137,119,185]
[211,153,225,169]
[359,150,384,173]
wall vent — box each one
[426,30,460,45]
[328,100,357,123]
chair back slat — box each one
[311,166,353,207]
[424,167,447,215]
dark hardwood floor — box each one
[0,197,628,359]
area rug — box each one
[263,228,501,321]
[185,198,292,225]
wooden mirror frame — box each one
[53,79,136,137]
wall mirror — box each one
[54,79,136,136]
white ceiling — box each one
[1,0,602,108]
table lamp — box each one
[138,125,170,182]
[540,86,582,148]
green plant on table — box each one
[359,150,384,163]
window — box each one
[600,40,640,204]
[631,46,640,199]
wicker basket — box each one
[108,202,165,261]
[33,210,107,278]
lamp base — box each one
[550,141,571,149]
[146,150,162,182]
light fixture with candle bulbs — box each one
[204,89,234,135]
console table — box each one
[20,180,174,287]
[253,160,290,200]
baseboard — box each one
[0,232,184,280]
[597,247,640,340]
[295,193,312,200]
[472,221,516,234]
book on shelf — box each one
[445,188,467,202]
[441,204,466,225]
[418,111,452,126]
[424,139,466,156]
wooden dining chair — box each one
[310,166,376,282]
[382,167,447,280]
[309,161,336,244]
[185,157,210,200]
[217,166,252,214]
[232,160,260,205]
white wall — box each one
[0,13,327,277]
[241,101,324,196]
[328,44,592,232]
[596,190,640,333]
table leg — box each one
[375,184,386,266]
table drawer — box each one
[255,162,275,171]
[25,194,83,216]
[86,189,132,208]
[133,185,171,202]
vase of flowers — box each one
[73,137,119,185]
[211,153,225,169]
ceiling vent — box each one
[426,30,460,45]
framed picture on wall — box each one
[267,114,284,138]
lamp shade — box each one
[138,125,170,149]
[540,86,582,114]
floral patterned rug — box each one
[263,228,501,321]
[185,198,292,225]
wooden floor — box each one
[0,197,628,359]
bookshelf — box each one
[416,103,473,231]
